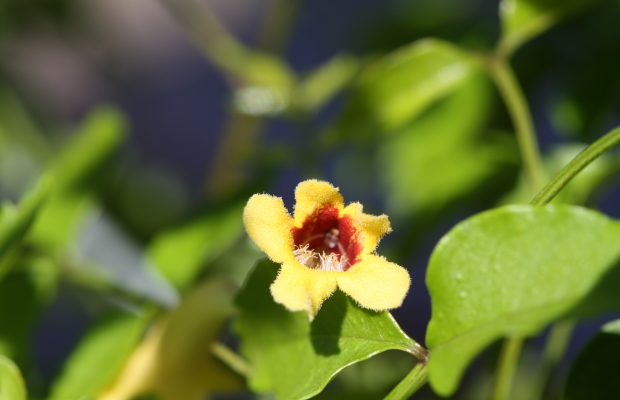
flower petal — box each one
[243,194,294,263]
[293,179,344,225]
[337,255,410,311]
[270,261,338,319]
[343,202,392,254]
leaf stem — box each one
[210,342,252,378]
[384,363,428,400]
[488,56,546,192]
[530,126,620,206]
[492,337,523,400]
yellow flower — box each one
[243,179,410,318]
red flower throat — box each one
[292,206,362,271]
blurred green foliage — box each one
[0,0,619,399]
[565,319,620,399]
[0,354,26,400]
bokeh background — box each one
[1,0,620,398]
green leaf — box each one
[564,319,620,399]
[29,191,93,250]
[148,204,243,291]
[0,175,50,256]
[378,73,517,216]
[235,260,415,400]
[53,106,126,191]
[50,312,150,400]
[0,175,51,278]
[425,205,620,396]
[335,38,479,138]
[0,355,26,400]
[499,0,599,55]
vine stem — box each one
[530,126,620,206]
[488,56,546,192]
[384,362,428,400]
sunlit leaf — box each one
[100,279,242,400]
[335,38,479,138]
[379,73,517,216]
[29,192,93,250]
[499,0,599,55]
[49,312,150,400]
[0,355,26,400]
[564,319,620,399]
[148,204,244,291]
[235,260,415,400]
[426,205,620,396]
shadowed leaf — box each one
[235,260,414,400]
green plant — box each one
[1,0,620,399]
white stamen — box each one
[293,244,349,272]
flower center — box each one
[292,206,361,272]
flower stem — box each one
[488,56,546,192]
[384,363,428,400]
[492,337,524,400]
[530,126,620,206]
